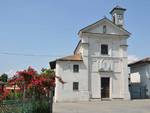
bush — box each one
[21,99,50,113]
[6,90,23,100]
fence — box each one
[0,97,53,113]
[0,100,22,113]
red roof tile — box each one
[57,54,83,61]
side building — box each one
[129,57,150,99]
[50,6,131,102]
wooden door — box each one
[101,77,110,98]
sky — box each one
[0,0,149,76]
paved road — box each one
[53,100,150,113]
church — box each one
[50,6,131,102]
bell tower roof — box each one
[110,5,126,14]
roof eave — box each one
[128,62,150,67]
[128,58,150,67]
[73,40,81,54]
[57,59,83,61]
[81,32,130,38]
[78,17,131,37]
[78,17,107,36]
[110,7,126,14]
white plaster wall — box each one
[88,21,126,35]
[80,32,130,99]
[87,36,126,58]
[90,71,123,99]
[54,61,89,102]
[91,72,101,98]
[111,73,121,98]
[130,65,147,84]
[121,57,130,99]
[147,64,150,96]
[74,42,83,55]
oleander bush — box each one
[0,67,65,113]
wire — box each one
[0,52,63,57]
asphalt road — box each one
[53,99,150,113]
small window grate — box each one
[73,65,79,72]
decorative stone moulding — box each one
[98,68,113,73]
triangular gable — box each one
[79,17,131,36]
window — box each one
[73,64,79,72]
[113,15,115,23]
[73,82,79,91]
[103,25,106,34]
[101,44,108,55]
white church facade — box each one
[50,6,131,102]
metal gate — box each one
[129,84,147,99]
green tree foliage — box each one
[0,73,8,82]
[41,68,55,79]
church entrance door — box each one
[101,77,110,98]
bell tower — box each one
[110,6,126,27]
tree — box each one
[0,73,8,82]
[0,73,9,101]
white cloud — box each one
[6,69,16,78]
[128,55,139,64]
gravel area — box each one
[54,99,150,113]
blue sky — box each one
[0,0,149,76]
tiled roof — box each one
[128,57,150,66]
[49,54,83,69]
[56,54,83,61]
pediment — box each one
[79,18,130,36]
